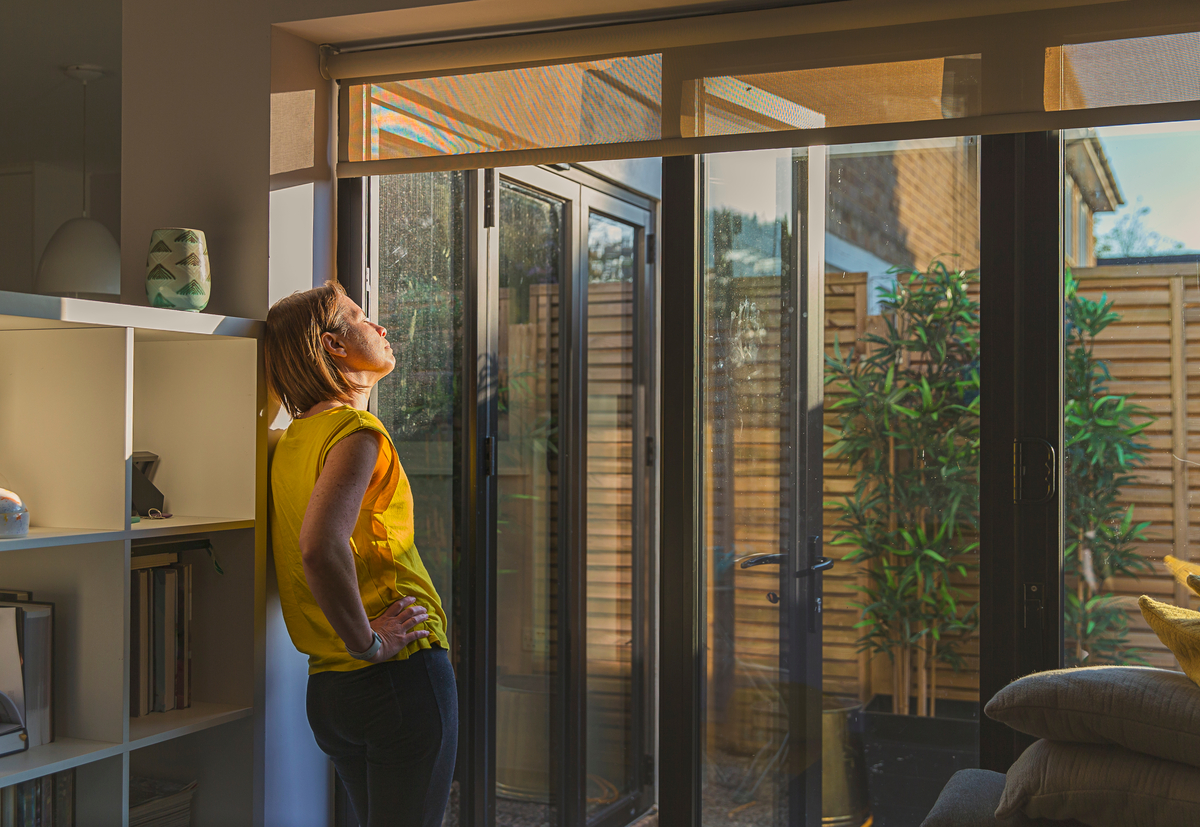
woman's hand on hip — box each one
[369,596,430,662]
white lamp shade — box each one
[37,217,121,301]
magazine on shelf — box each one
[0,607,25,759]
[0,601,53,748]
[0,600,52,748]
[128,776,196,827]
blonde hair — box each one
[264,281,365,418]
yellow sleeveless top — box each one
[268,406,447,674]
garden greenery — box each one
[826,261,980,717]
[1063,271,1153,666]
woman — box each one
[265,281,456,827]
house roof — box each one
[1064,131,1124,213]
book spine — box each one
[38,777,50,827]
[52,771,72,827]
[140,571,151,718]
[174,565,192,710]
[152,570,177,712]
[129,573,139,719]
[19,780,33,827]
[1,783,14,827]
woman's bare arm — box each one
[298,429,429,661]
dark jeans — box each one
[307,647,458,827]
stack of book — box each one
[128,777,196,827]
[130,544,192,717]
[0,590,53,756]
[0,769,74,826]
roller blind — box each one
[347,54,663,161]
[329,3,1200,175]
[1046,32,1200,111]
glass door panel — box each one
[1059,123,1200,669]
[584,205,647,820]
[495,178,566,826]
[700,147,811,827]
[823,138,981,827]
[372,170,468,827]
[699,137,982,827]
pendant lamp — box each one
[37,65,120,302]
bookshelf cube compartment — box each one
[0,327,130,532]
[186,529,255,711]
[130,716,254,827]
[0,542,126,747]
[132,333,257,525]
[75,755,123,827]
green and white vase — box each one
[146,228,211,312]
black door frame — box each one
[978,132,1064,772]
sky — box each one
[1086,121,1200,254]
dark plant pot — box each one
[862,695,980,827]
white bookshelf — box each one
[0,290,265,826]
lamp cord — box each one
[81,79,88,218]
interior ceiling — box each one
[0,0,121,175]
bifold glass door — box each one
[369,166,655,827]
[491,168,655,827]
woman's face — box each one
[324,295,396,383]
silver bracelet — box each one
[346,631,382,661]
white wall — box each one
[269,183,316,305]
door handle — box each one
[795,556,834,578]
[737,552,834,576]
[739,553,786,569]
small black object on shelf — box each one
[131,451,165,518]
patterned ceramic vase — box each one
[146,228,211,312]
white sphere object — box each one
[0,489,28,536]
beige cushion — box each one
[984,665,1200,768]
[996,739,1200,826]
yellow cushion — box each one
[1139,595,1200,686]
[1163,555,1200,597]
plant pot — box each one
[822,696,869,827]
[861,695,979,827]
[495,673,552,803]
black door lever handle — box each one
[795,557,834,578]
[739,553,786,569]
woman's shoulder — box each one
[324,407,393,445]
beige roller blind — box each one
[1046,32,1200,112]
[329,2,1200,175]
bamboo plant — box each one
[826,261,980,717]
[1063,272,1154,666]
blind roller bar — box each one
[334,96,1200,177]
[322,0,1120,81]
